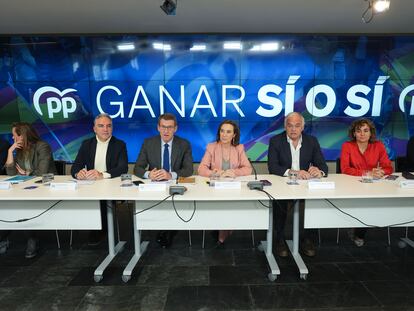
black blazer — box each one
[268,132,328,176]
[134,135,193,178]
[71,136,128,178]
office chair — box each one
[395,156,406,173]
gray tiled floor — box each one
[0,228,413,311]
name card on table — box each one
[308,181,336,190]
[139,183,167,192]
[0,181,11,190]
[214,181,241,189]
[50,182,77,190]
[399,180,414,188]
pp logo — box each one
[33,86,78,118]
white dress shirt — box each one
[144,138,177,180]
[284,135,302,177]
[94,136,111,179]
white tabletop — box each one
[0,174,412,201]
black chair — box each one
[54,160,66,175]
[395,156,406,173]
[336,158,341,174]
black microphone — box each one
[247,158,263,190]
[170,174,186,194]
[249,158,258,180]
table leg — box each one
[400,237,414,248]
[94,200,126,282]
[122,201,149,283]
[286,200,308,279]
[259,203,280,281]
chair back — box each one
[54,160,66,175]
[336,158,341,174]
[395,156,406,173]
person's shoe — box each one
[348,229,364,247]
[25,238,39,259]
[88,231,106,246]
[301,238,316,257]
[165,230,177,248]
[215,241,225,249]
[353,237,365,247]
[0,240,9,255]
[276,239,289,258]
[210,230,219,242]
[156,231,170,248]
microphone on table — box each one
[247,158,264,190]
[169,174,187,195]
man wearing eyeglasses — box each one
[134,113,193,247]
[71,113,128,245]
[268,112,328,258]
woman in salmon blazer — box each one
[198,120,252,246]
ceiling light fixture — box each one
[250,42,279,52]
[223,42,243,50]
[189,44,206,51]
[153,42,171,51]
[160,0,177,15]
[117,43,135,51]
[362,0,390,23]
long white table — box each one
[0,175,280,283]
[2,174,412,283]
[122,175,280,282]
[266,173,414,278]
[0,176,127,282]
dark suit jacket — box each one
[406,136,414,172]
[134,135,193,178]
[6,140,57,176]
[71,136,128,178]
[268,132,328,176]
[0,138,9,175]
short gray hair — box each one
[94,113,112,125]
[284,112,305,128]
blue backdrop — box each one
[0,35,413,162]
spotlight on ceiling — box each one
[362,0,390,23]
[117,43,135,51]
[160,0,177,15]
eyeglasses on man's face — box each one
[159,125,175,131]
[286,123,302,130]
[96,124,112,129]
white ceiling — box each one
[0,0,412,35]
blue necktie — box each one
[163,143,170,172]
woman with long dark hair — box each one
[2,122,56,258]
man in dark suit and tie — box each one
[134,113,193,247]
[71,113,128,244]
[268,112,328,257]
